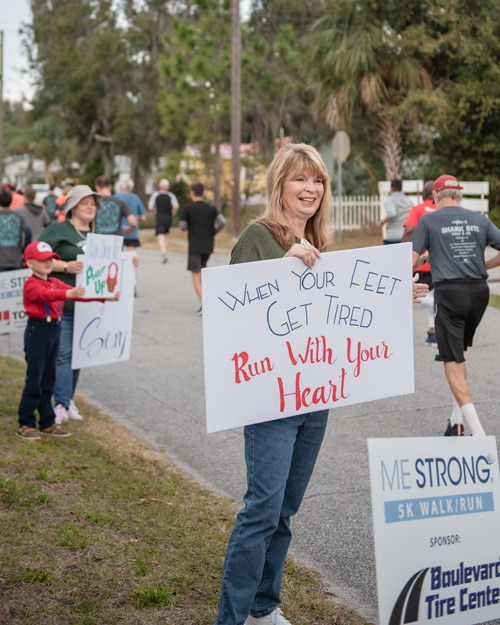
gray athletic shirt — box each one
[384,191,413,240]
[411,205,500,283]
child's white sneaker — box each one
[245,608,292,624]
[54,404,69,424]
[68,399,83,420]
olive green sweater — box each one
[230,223,291,265]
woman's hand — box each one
[132,254,139,268]
[67,260,84,274]
[284,243,321,268]
[412,273,429,303]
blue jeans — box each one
[53,312,80,408]
[214,410,329,625]
[18,318,61,430]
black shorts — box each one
[415,271,434,291]
[188,253,210,272]
[155,215,172,235]
[123,238,141,248]
[434,279,489,363]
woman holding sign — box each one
[213,144,428,625]
[38,185,136,425]
[213,144,332,625]
[38,185,102,423]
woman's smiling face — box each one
[281,171,324,224]
[73,196,97,223]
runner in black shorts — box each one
[412,174,500,437]
[188,253,211,273]
[155,212,172,235]
[434,279,489,362]
[147,179,179,263]
[179,182,226,315]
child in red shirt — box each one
[17,241,117,439]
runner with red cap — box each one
[411,174,500,436]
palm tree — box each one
[310,0,440,179]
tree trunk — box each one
[44,158,53,185]
[377,115,403,180]
[150,5,167,61]
[213,136,222,212]
[230,0,241,236]
[132,161,147,205]
[26,154,34,183]
[102,138,115,181]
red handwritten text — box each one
[277,369,349,412]
[346,337,392,377]
[286,335,337,366]
[232,351,274,384]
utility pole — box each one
[230,0,241,237]
[0,31,4,183]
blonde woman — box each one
[213,144,332,625]
[213,143,427,625]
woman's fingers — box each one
[285,243,321,268]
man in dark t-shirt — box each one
[0,189,32,270]
[179,181,226,314]
[94,176,137,236]
[43,186,59,221]
[412,174,500,437]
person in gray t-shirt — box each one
[412,174,500,438]
[15,187,51,240]
[378,179,414,243]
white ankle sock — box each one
[461,403,486,436]
[450,397,462,427]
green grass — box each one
[489,293,500,309]
[133,583,174,606]
[0,355,370,625]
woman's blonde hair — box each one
[256,143,332,250]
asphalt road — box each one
[2,246,500,623]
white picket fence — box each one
[331,195,380,230]
[331,181,490,231]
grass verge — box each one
[489,293,500,310]
[0,356,370,625]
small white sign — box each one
[71,252,135,369]
[0,268,31,333]
[202,244,414,432]
[368,437,500,625]
[75,233,123,298]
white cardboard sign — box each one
[0,268,31,333]
[202,243,414,433]
[71,251,135,369]
[75,233,123,298]
[368,437,500,625]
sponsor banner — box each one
[368,437,500,625]
[71,252,135,369]
[0,268,31,333]
[75,233,123,299]
[202,244,414,433]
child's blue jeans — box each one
[18,318,61,430]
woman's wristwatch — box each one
[63,262,68,273]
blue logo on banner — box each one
[385,492,494,523]
[390,568,429,625]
